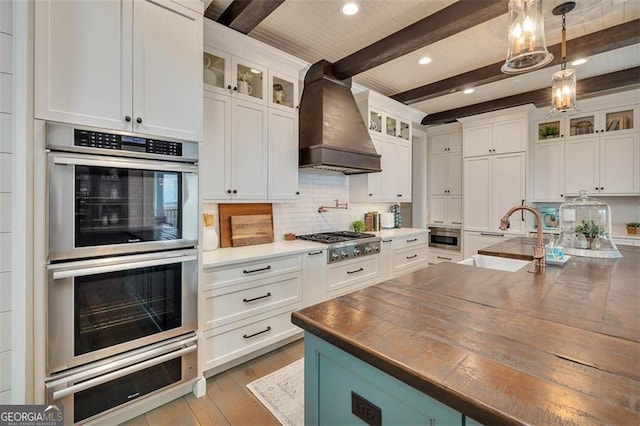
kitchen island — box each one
[291,240,640,425]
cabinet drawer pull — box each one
[437,256,452,260]
[382,239,393,243]
[480,232,504,237]
[406,254,418,259]
[243,292,272,303]
[433,221,444,223]
[308,251,324,256]
[451,221,462,225]
[347,267,364,274]
[406,238,418,242]
[243,326,271,339]
[243,265,271,274]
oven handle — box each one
[52,255,197,279]
[52,154,198,173]
[51,344,197,401]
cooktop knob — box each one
[365,247,372,254]
[354,249,361,256]
[373,245,380,252]
[331,252,339,261]
[341,251,348,259]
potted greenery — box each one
[575,219,605,248]
[538,124,559,139]
[626,222,640,235]
[351,220,366,233]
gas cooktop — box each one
[296,231,377,244]
[297,231,381,263]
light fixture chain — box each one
[561,12,567,70]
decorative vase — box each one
[203,226,219,251]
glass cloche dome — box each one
[557,190,621,258]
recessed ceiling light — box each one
[340,2,359,15]
[463,88,475,94]
[418,56,432,65]
[571,58,587,66]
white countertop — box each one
[201,228,429,268]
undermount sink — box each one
[457,254,530,272]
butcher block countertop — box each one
[291,241,640,425]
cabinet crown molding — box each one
[458,104,535,125]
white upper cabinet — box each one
[461,106,532,158]
[351,90,416,203]
[35,0,203,141]
[427,124,463,226]
[201,20,305,202]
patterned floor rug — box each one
[246,358,304,426]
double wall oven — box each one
[44,123,199,424]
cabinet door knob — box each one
[227,189,232,194]
[369,193,373,196]
[227,84,232,90]
[560,194,564,197]
[136,117,143,124]
[233,86,238,92]
[600,186,604,190]
[233,189,238,194]
[295,191,300,195]
[125,116,131,122]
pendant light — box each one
[548,2,578,115]
[501,0,553,74]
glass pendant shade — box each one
[549,68,578,115]
[501,0,553,74]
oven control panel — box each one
[74,129,183,157]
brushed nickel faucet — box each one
[499,205,546,271]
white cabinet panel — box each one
[302,249,327,307]
[0,74,12,114]
[463,156,491,230]
[0,272,10,313]
[0,350,10,392]
[463,231,510,259]
[0,153,11,192]
[268,110,299,199]
[0,33,12,74]
[448,196,463,225]
[447,152,462,195]
[0,0,12,35]
[429,196,446,225]
[429,153,446,195]
[533,141,564,201]
[599,133,639,194]
[35,0,132,131]
[463,124,492,157]
[396,141,412,201]
[232,99,268,199]
[0,193,10,233]
[494,117,527,154]
[133,0,203,140]
[0,113,12,153]
[201,93,231,200]
[565,137,599,194]
[0,311,9,351]
[492,153,526,233]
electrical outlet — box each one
[351,391,382,426]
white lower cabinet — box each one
[302,249,328,307]
[200,253,303,373]
[378,238,394,282]
[428,249,463,264]
[328,256,379,298]
[392,234,428,276]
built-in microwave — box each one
[428,227,461,252]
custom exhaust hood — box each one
[298,60,381,174]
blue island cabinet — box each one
[304,333,481,425]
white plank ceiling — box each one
[207,0,640,117]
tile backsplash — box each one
[202,169,400,241]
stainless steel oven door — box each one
[428,227,461,251]
[47,249,197,375]
[46,334,197,426]
[48,151,198,261]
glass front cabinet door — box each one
[232,57,267,104]
[567,112,597,139]
[203,48,231,95]
[536,118,563,141]
[600,106,637,134]
[269,71,298,112]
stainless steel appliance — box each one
[46,122,198,261]
[46,248,197,374]
[296,231,381,263]
[45,122,199,423]
[46,334,197,425]
[428,227,461,251]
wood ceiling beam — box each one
[210,0,285,34]
[393,20,640,105]
[332,0,509,80]
[421,67,640,125]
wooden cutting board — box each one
[218,203,273,248]
[230,214,274,247]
